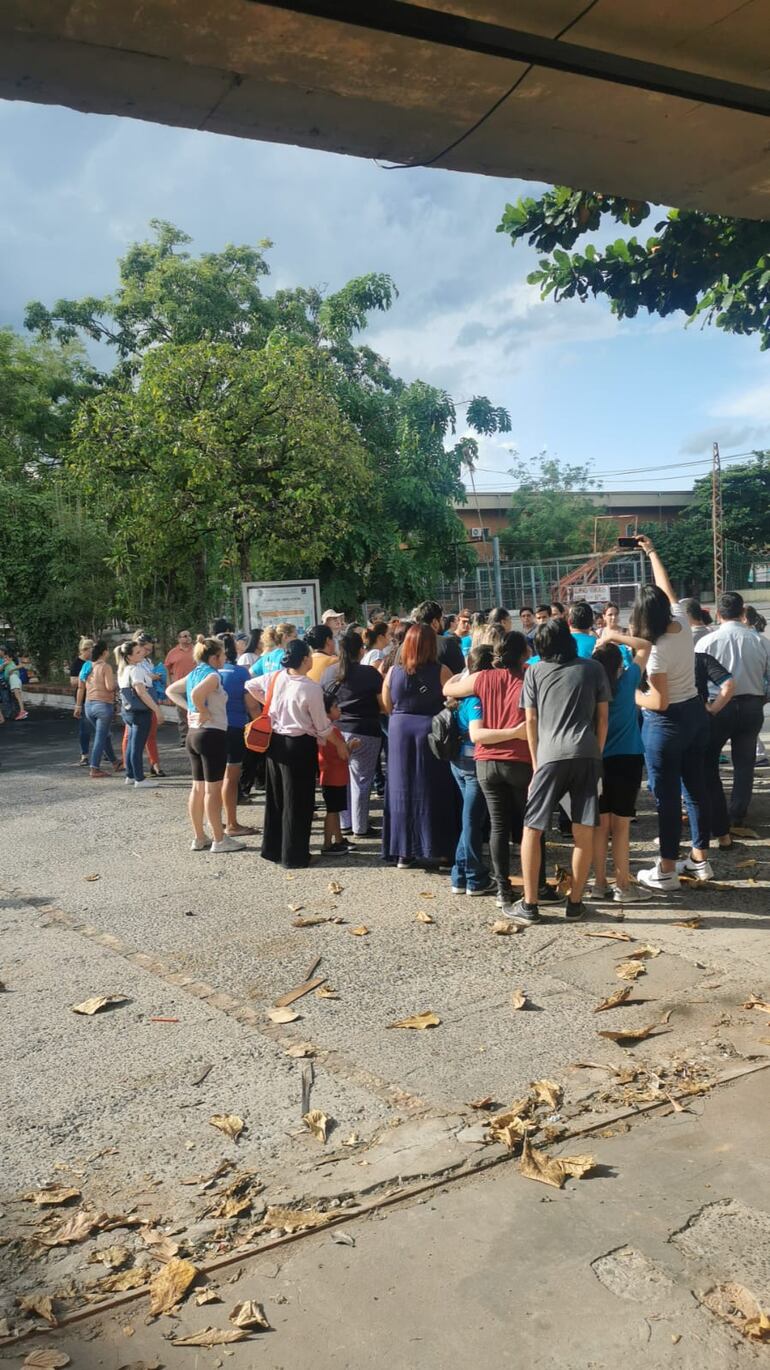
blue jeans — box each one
[122,709,152,782]
[642,696,709,860]
[450,757,490,890]
[78,711,91,758]
[85,700,117,770]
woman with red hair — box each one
[382,623,459,868]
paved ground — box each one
[1,709,769,1366]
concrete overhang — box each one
[2,1,769,217]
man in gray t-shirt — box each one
[511,619,609,928]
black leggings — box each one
[477,758,547,895]
[262,732,318,868]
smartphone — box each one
[617,536,641,549]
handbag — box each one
[244,669,280,753]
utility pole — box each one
[712,441,724,601]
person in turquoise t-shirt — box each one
[456,610,472,658]
[589,642,650,907]
[568,601,598,658]
[449,644,493,896]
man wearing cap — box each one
[322,609,345,648]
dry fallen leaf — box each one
[229,1300,270,1330]
[171,1328,249,1347]
[262,1205,332,1233]
[293,915,334,928]
[24,1185,81,1207]
[415,910,434,924]
[350,925,369,937]
[673,916,702,929]
[700,1283,770,1341]
[519,1137,596,1188]
[598,1022,667,1044]
[490,920,520,936]
[623,944,662,960]
[342,1130,361,1146]
[90,1268,149,1295]
[23,1352,71,1369]
[316,986,338,999]
[287,903,304,912]
[303,1110,329,1143]
[71,995,128,1016]
[140,1229,180,1262]
[387,1011,441,1030]
[583,928,634,942]
[88,1243,132,1269]
[469,1096,496,1110]
[267,1007,300,1024]
[285,1041,316,1058]
[741,996,770,1014]
[616,961,646,981]
[148,1256,198,1316]
[327,881,344,895]
[488,1098,532,1147]
[209,1114,245,1141]
[729,826,759,839]
[195,1288,222,1306]
[735,858,758,869]
[510,989,528,1010]
[593,986,632,1014]
[418,891,436,898]
[531,1079,562,1109]
[17,1296,57,1327]
[43,1208,105,1246]
[84,873,101,882]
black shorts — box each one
[187,728,228,783]
[524,758,602,830]
[226,725,246,766]
[599,754,644,817]
[322,784,347,813]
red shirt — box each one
[164,645,195,683]
[472,670,531,764]
[318,728,349,787]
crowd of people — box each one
[10,539,769,926]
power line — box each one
[467,449,761,482]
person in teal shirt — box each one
[568,601,598,658]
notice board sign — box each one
[241,579,321,637]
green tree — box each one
[500,454,603,561]
[497,188,770,348]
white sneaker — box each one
[637,862,680,893]
[124,776,133,785]
[210,835,245,853]
[586,885,611,902]
[610,883,653,904]
[190,837,211,851]
[134,778,160,789]
[675,854,714,882]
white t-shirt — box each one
[646,604,697,705]
[361,648,385,666]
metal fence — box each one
[430,550,648,614]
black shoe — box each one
[150,765,166,777]
[537,884,561,904]
[565,898,587,921]
[504,898,541,926]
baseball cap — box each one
[322,609,343,623]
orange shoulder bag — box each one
[244,669,280,754]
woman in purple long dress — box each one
[382,623,459,868]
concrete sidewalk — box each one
[3,1069,769,1369]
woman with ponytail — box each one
[321,630,384,838]
[446,643,494,896]
[246,638,348,868]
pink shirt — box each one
[246,669,333,742]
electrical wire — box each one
[376,0,601,171]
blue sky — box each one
[1,97,768,493]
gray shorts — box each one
[524,758,602,831]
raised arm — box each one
[637,534,676,605]
[444,671,480,699]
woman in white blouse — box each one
[603,535,711,894]
[247,638,348,868]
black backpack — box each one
[428,706,461,762]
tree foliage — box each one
[500,455,602,561]
[2,222,510,665]
[497,188,770,348]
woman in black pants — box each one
[445,632,556,915]
[246,639,349,868]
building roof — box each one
[2,2,769,216]
[456,489,695,513]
